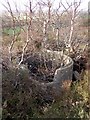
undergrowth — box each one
[2,67,89,119]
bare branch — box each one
[67,0,81,53]
[60,1,72,15]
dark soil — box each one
[23,53,61,83]
[23,52,87,83]
[2,50,87,83]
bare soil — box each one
[23,53,60,83]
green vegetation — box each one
[3,27,21,35]
[2,67,89,119]
[41,72,89,118]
